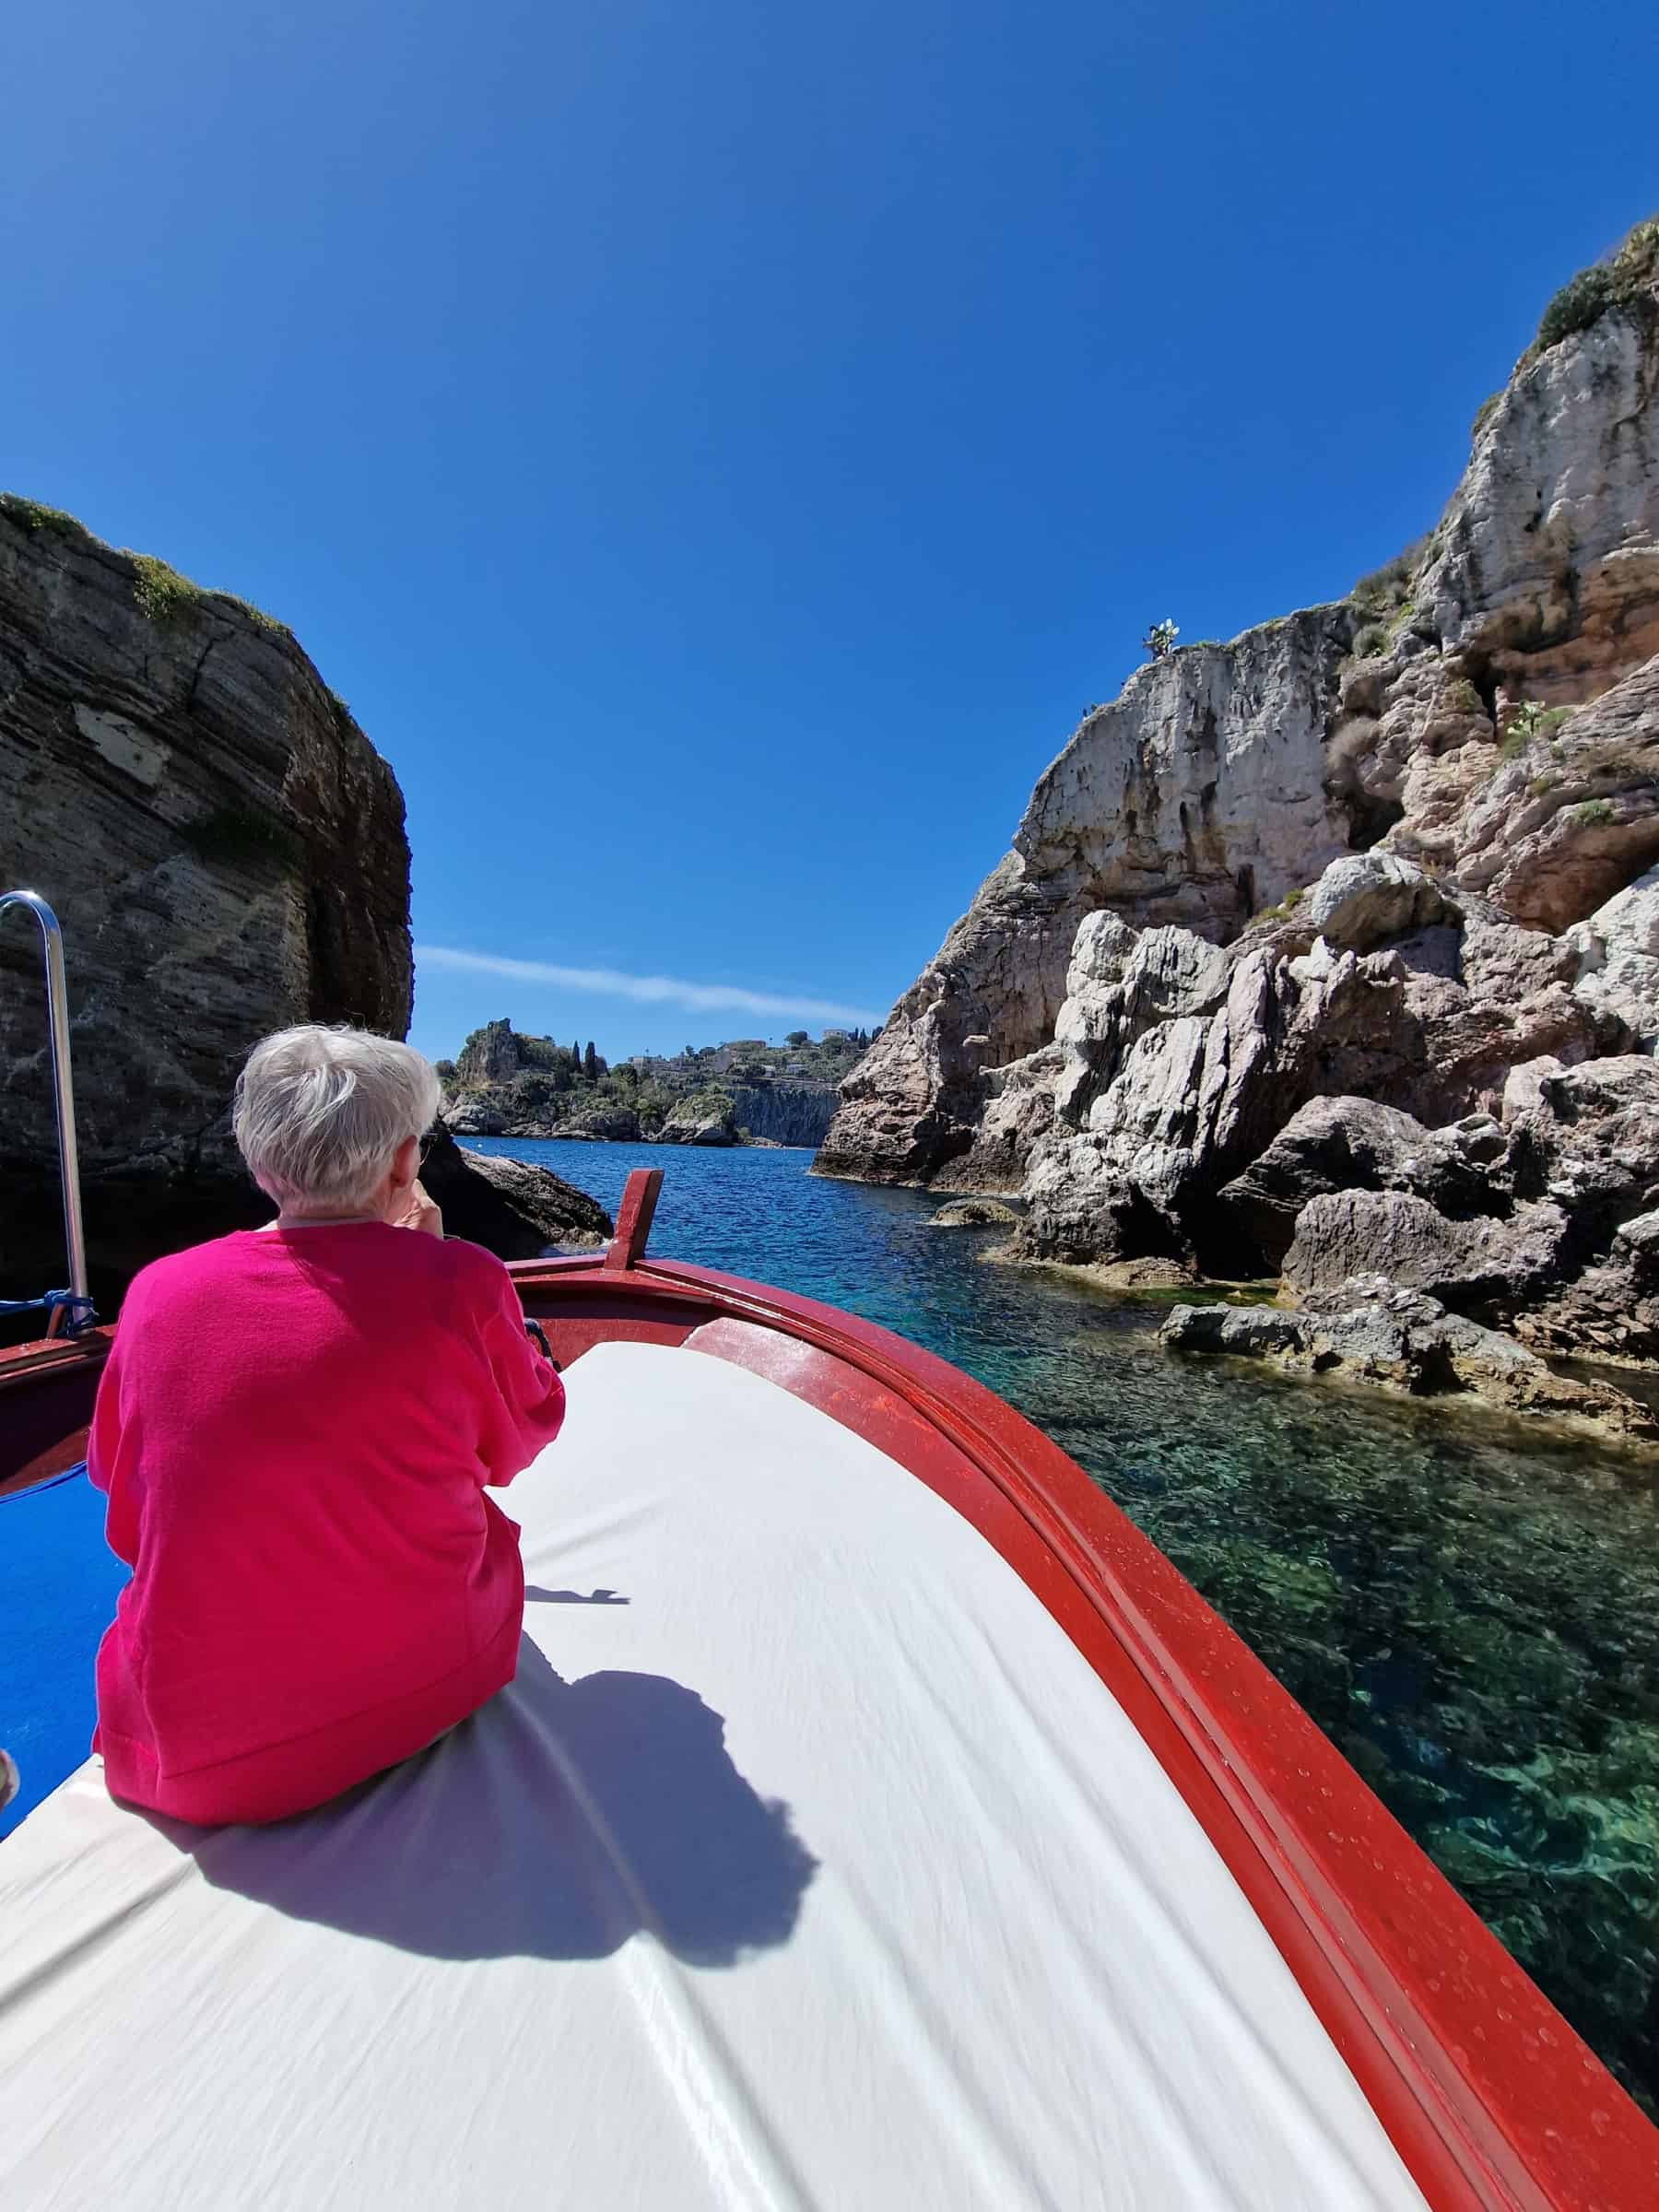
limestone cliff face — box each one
[1417,295,1659,677]
[818,228,1659,1218]
[725,1082,839,1147]
[0,500,602,1299]
[818,607,1357,1183]
[456,1018,524,1088]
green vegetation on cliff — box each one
[441,1019,877,1142]
[1529,214,1659,363]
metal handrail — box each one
[0,891,89,1307]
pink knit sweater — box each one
[88,1223,565,1826]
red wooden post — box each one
[604,1168,663,1271]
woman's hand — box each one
[393,1178,443,1236]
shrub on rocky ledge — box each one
[131,554,205,623]
[1501,700,1571,758]
[1349,535,1430,619]
[1529,214,1659,362]
[0,492,87,538]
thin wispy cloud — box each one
[417,944,884,1028]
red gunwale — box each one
[5,1176,1655,2207]
[499,1244,1659,2212]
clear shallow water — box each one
[468,1136,1659,2115]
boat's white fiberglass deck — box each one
[0,1342,1426,2211]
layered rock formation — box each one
[818,218,1659,1411]
[0,500,606,1302]
[725,1082,839,1147]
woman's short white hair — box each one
[233,1026,441,1212]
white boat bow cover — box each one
[0,1341,1426,2210]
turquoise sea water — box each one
[466,1135,1659,2117]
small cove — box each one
[467,1135,1659,2115]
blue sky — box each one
[6,2,1656,1059]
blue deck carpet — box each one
[1,1469,128,1839]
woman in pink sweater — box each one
[88,1025,566,1827]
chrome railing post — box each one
[0,889,89,1305]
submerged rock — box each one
[1161,1278,1658,1445]
[929,1197,1018,1228]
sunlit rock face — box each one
[817,607,1356,1186]
[817,238,1659,1370]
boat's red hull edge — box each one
[496,1240,1657,2212]
[3,1186,1653,2206]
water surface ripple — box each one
[467,1137,1659,2114]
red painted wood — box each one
[0,1332,108,1495]
[507,1253,1659,2212]
[604,1167,663,1270]
[6,1247,1655,2205]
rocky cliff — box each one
[0,500,606,1302]
[442,1018,841,1147]
[818,218,1659,1399]
[725,1083,839,1147]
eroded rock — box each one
[1162,1277,1658,1445]
[1564,857,1659,1048]
[1299,853,1451,949]
[422,1127,611,1256]
[1218,1096,1497,1265]
[1283,1189,1569,1322]
[0,502,579,1300]
[929,1197,1018,1228]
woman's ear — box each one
[389,1133,422,1193]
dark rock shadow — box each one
[525,1584,629,1605]
[157,1638,817,1967]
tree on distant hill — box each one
[571,1039,582,1065]
[512,1071,559,1116]
[785,1029,809,1047]
[583,1041,598,1077]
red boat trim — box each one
[0,1329,110,1495]
[4,1171,1653,2205]
[604,1165,663,1270]
[497,1233,1656,2212]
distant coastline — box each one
[441,1019,863,1151]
